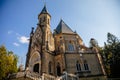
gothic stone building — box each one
[25,5,106,80]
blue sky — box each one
[0,0,120,67]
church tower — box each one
[36,5,55,75]
[38,5,54,51]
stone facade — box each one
[25,5,106,80]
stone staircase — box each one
[10,77,33,80]
[25,71,78,80]
[9,71,78,80]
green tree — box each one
[101,33,120,77]
[0,45,7,79]
[0,45,18,79]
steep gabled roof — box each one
[55,19,75,34]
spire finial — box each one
[39,1,51,17]
[31,27,34,32]
[60,17,62,20]
[44,1,46,7]
[30,27,34,35]
[42,0,46,6]
[40,2,49,14]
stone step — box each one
[9,77,33,80]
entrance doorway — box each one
[33,63,39,73]
[57,63,61,76]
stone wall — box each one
[41,52,55,75]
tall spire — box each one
[38,4,51,19]
[40,4,50,15]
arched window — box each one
[48,61,52,74]
[84,60,89,70]
[76,61,81,72]
[48,19,49,24]
[39,18,41,23]
[68,41,74,51]
[56,62,61,76]
[43,16,46,22]
[58,46,60,51]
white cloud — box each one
[13,42,20,46]
[8,30,13,34]
[19,36,29,44]
[16,33,21,36]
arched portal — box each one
[29,51,41,73]
[33,63,39,73]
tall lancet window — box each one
[48,61,52,74]
[43,16,46,22]
[48,19,50,24]
[76,61,81,72]
[56,62,61,76]
[68,41,74,51]
[84,60,89,70]
[39,18,42,23]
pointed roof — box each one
[55,19,75,34]
[39,5,51,16]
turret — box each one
[25,27,34,69]
[38,5,51,27]
[37,5,54,51]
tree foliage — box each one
[101,33,120,77]
[0,45,18,79]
